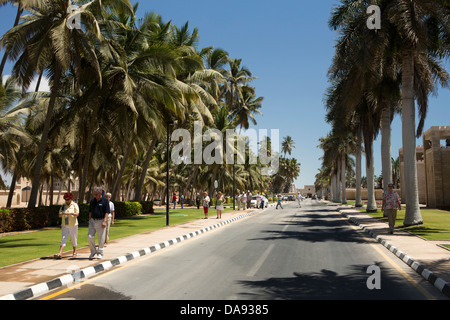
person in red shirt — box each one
[173,193,177,209]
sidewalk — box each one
[335,204,450,299]
[0,207,264,300]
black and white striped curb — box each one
[0,209,261,300]
[340,210,450,299]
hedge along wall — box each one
[0,201,154,233]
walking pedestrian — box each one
[180,194,184,209]
[382,183,401,234]
[215,191,225,219]
[276,197,283,210]
[202,192,210,219]
[242,191,247,210]
[173,193,177,209]
[88,188,110,259]
[104,192,115,245]
[297,193,303,208]
[55,192,79,259]
[247,190,252,209]
[196,194,201,209]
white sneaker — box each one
[97,254,103,259]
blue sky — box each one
[0,1,449,189]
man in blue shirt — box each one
[88,188,110,259]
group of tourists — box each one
[235,190,253,210]
[197,191,225,219]
[54,188,115,260]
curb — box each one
[0,209,261,300]
[339,209,450,299]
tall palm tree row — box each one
[318,0,449,225]
[0,1,294,207]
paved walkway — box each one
[0,201,449,300]
[336,205,450,299]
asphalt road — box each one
[38,199,446,301]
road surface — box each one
[37,199,447,301]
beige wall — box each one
[423,126,450,209]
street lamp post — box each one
[166,120,176,226]
[233,163,235,210]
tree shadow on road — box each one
[236,264,421,300]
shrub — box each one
[0,200,145,233]
[9,208,30,231]
[124,201,142,217]
[139,201,154,214]
[0,209,13,233]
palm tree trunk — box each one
[126,154,139,200]
[365,141,377,212]
[112,142,133,201]
[331,173,337,202]
[401,51,423,226]
[134,139,157,201]
[336,160,342,203]
[28,64,62,208]
[78,103,101,203]
[355,126,363,207]
[381,108,392,216]
[6,169,18,208]
[341,153,347,204]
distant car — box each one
[153,199,161,205]
[250,195,268,208]
[312,195,317,200]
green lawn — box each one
[0,207,233,268]
[331,200,450,241]
[357,207,450,241]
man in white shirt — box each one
[256,192,261,209]
[297,193,303,208]
[105,192,115,245]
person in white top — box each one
[297,193,303,208]
[202,192,210,219]
[55,192,79,259]
[105,193,115,245]
[256,192,261,209]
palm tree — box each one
[329,0,449,224]
[1,0,105,207]
[281,136,295,157]
[224,58,255,116]
[0,75,24,198]
[0,0,42,76]
[230,85,263,132]
[385,0,449,225]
